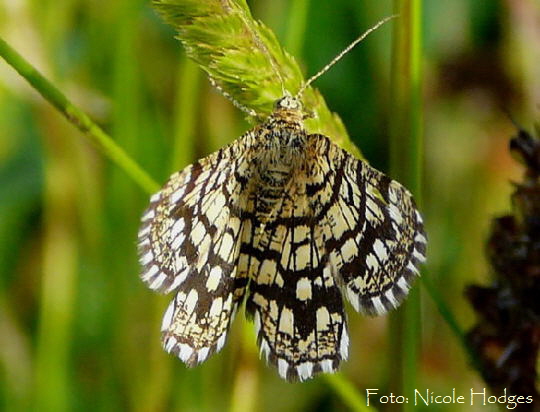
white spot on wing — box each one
[254,312,261,336]
[170,233,185,250]
[278,307,294,336]
[205,267,222,292]
[216,334,227,352]
[141,209,155,222]
[167,267,188,292]
[170,187,186,204]
[320,359,334,373]
[278,359,289,379]
[190,221,207,246]
[415,233,427,244]
[150,272,167,290]
[170,218,185,239]
[297,362,314,381]
[184,290,198,314]
[372,296,386,315]
[340,238,357,263]
[316,306,330,330]
[197,347,210,363]
[339,328,349,360]
[164,336,177,352]
[141,251,153,266]
[218,232,235,260]
[178,343,194,363]
[209,297,223,317]
[385,289,399,308]
[142,265,159,281]
[346,286,360,312]
[413,248,426,263]
[388,203,403,225]
[161,302,176,331]
[398,277,410,293]
[407,261,420,276]
[293,244,311,270]
[138,226,150,238]
[373,239,388,261]
[366,253,378,270]
[296,277,312,301]
[259,339,270,360]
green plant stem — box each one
[0,36,159,195]
[229,318,258,412]
[420,276,481,370]
[388,1,423,410]
[388,2,474,402]
[323,374,376,412]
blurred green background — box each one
[0,0,538,411]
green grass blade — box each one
[0,36,159,195]
[420,276,481,370]
[388,1,423,408]
[388,2,473,400]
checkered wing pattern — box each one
[242,180,348,382]
[242,134,425,381]
[308,135,427,315]
[138,133,256,365]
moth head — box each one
[275,94,303,112]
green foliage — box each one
[154,0,360,156]
[388,1,424,406]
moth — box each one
[138,16,426,381]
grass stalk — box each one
[229,318,259,412]
[420,276,481,371]
[388,0,423,409]
[388,2,475,401]
[0,36,159,195]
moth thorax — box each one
[276,126,306,150]
[270,114,306,149]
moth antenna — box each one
[209,76,259,118]
[296,14,398,98]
